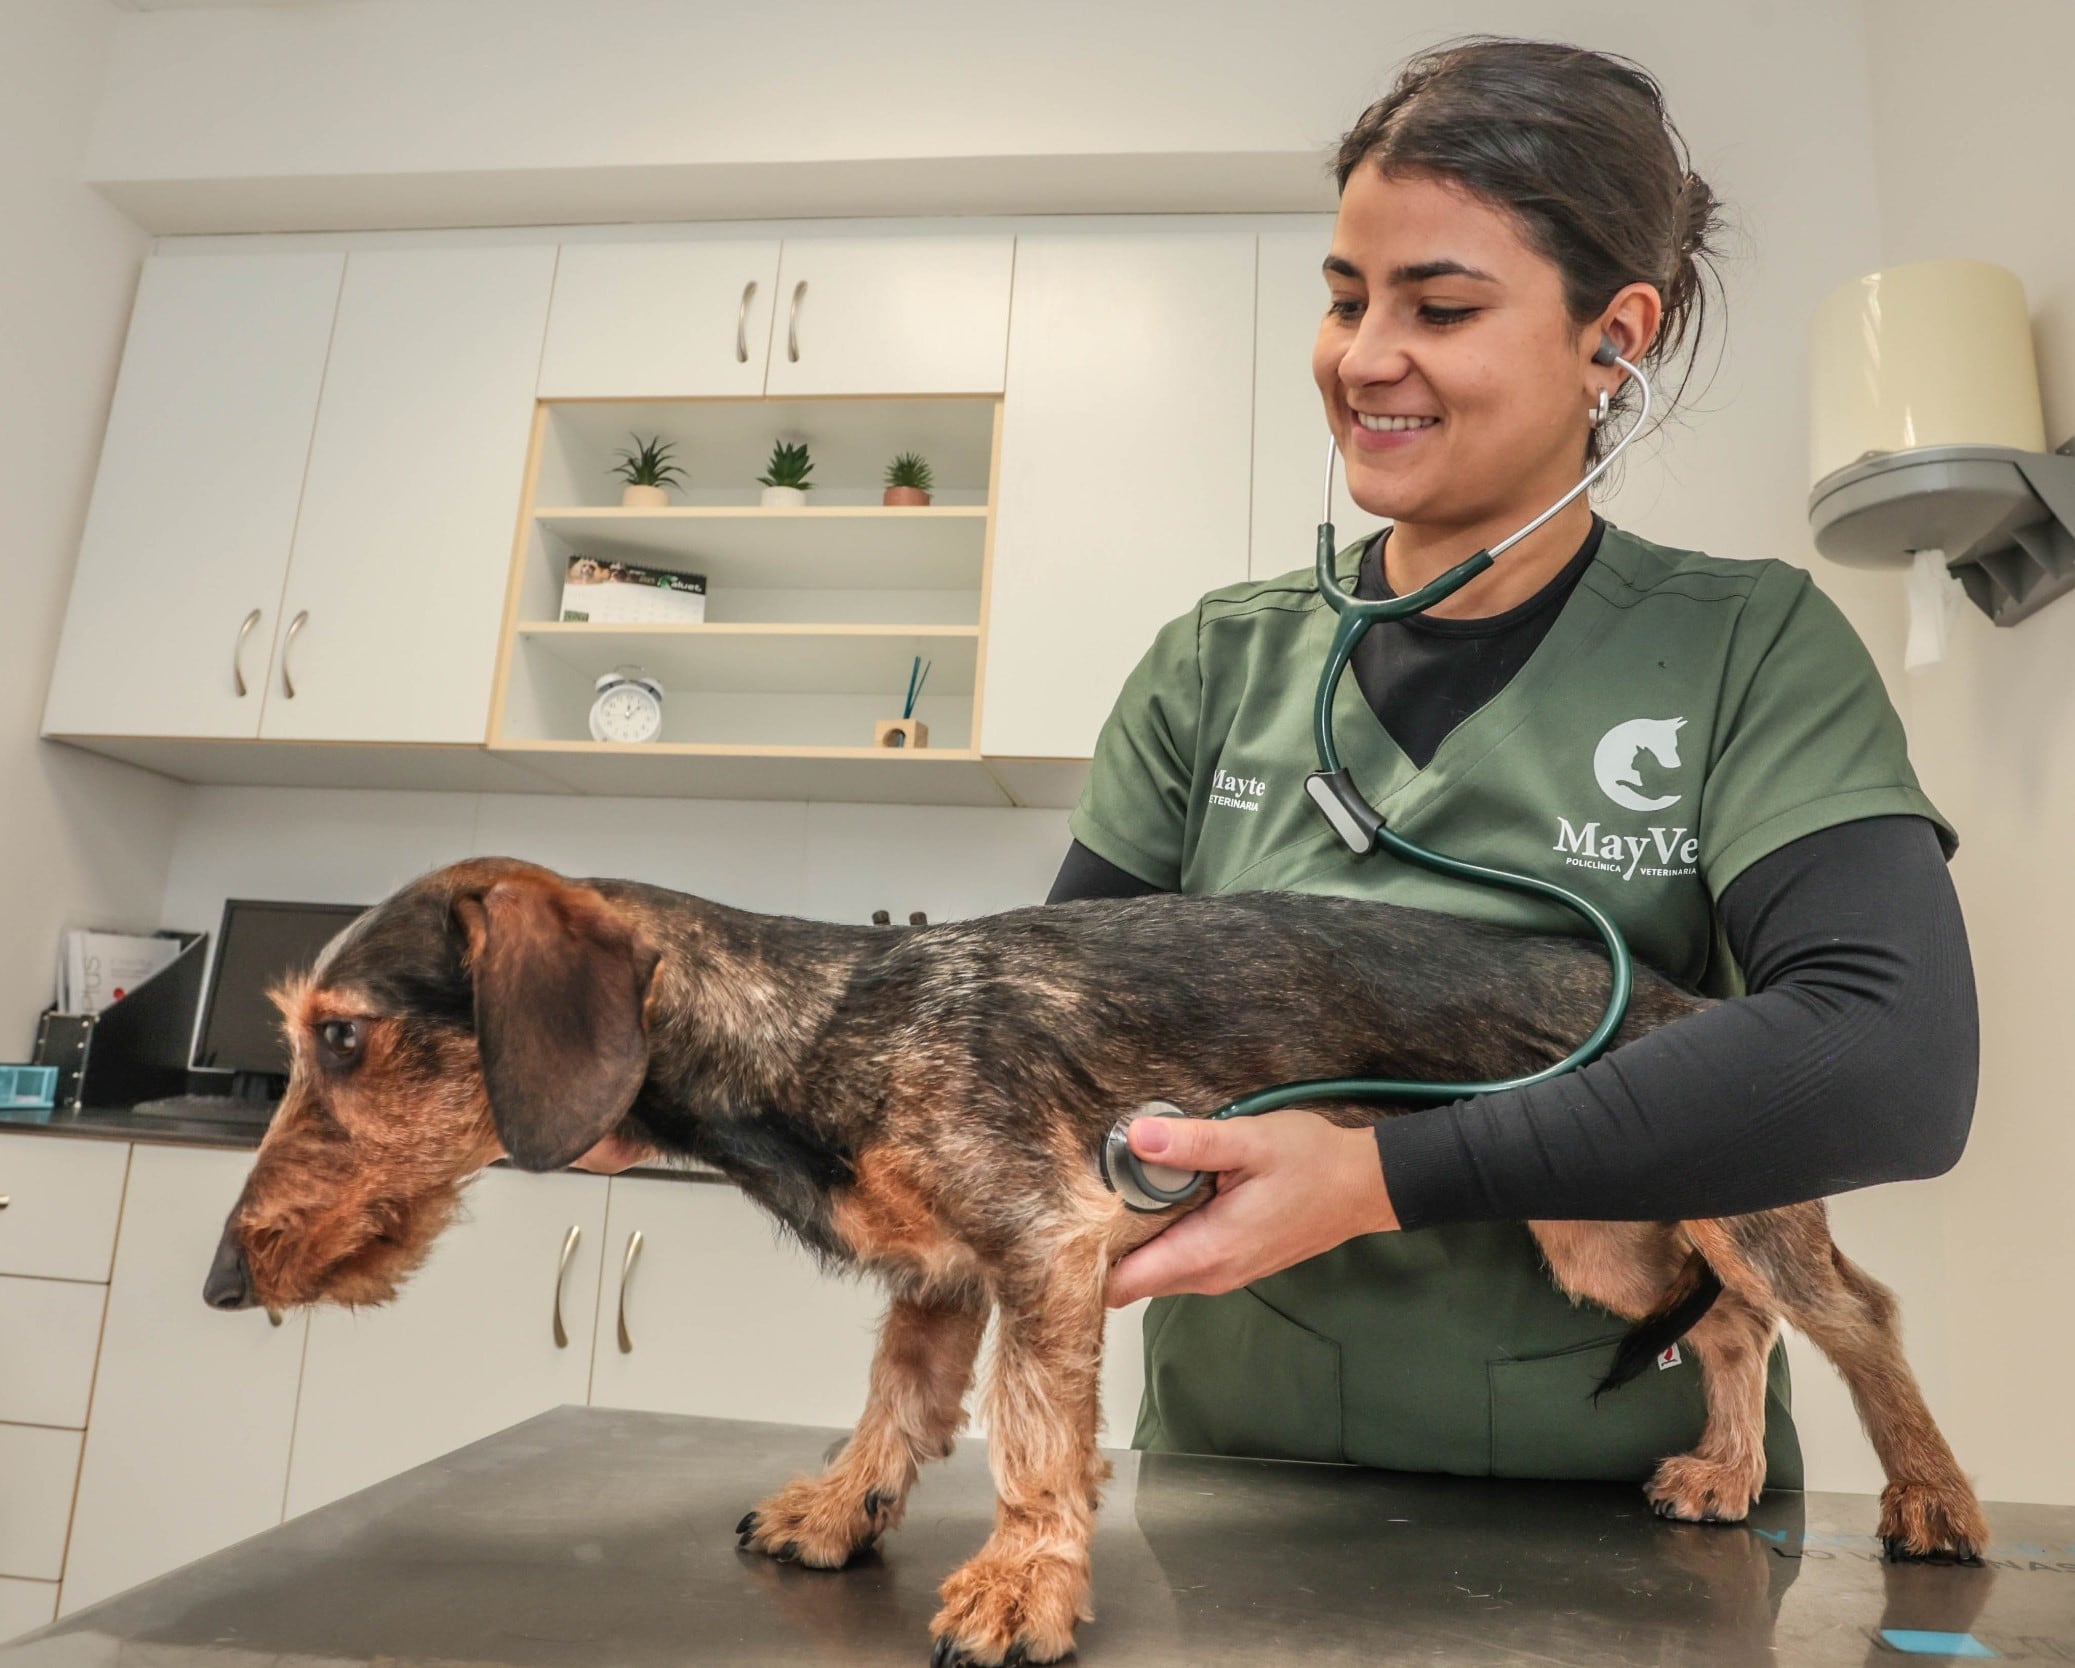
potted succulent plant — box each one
[758,440,815,507]
[882,451,934,507]
[611,434,684,508]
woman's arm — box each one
[1375,814,1978,1224]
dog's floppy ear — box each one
[453,872,661,1171]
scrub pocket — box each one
[1487,1333,1714,1481]
[1133,1288,1345,1465]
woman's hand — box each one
[1104,1110,1400,1308]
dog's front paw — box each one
[929,1548,1088,1667]
[735,1475,903,1570]
[1646,1454,1761,1524]
[1879,1479,1989,1562]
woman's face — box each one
[1313,165,1600,530]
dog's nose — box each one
[203,1234,254,1310]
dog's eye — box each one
[317,1020,362,1060]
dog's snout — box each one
[204,1233,255,1310]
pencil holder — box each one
[873,719,929,749]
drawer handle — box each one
[616,1229,644,1354]
[552,1223,581,1349]
[266,1307,284,1327]
[233,608,262,697]
[281,610,309,699]
[736,280,757,363]
[0,1195,9,1209]
[787,280,806,364]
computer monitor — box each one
[192,899,368,1089]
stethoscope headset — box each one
[1101,334,1651,1212]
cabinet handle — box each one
[552,1223,581,1348]
[787,280,806,364]
[0,1196,10,1209]
[736,280,758,363]
[266,1307,284,1327]
[281,610,310,699]
[616,1229,644,1354]
[232,609,263,697]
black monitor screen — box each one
[193,900,368,1077]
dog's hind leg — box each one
[930,1225,1111,1668]
[737,1285,987,1570]
[1530,1220,1772,1522]
[1687,1208,1988,1560]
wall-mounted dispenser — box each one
[1807,258,2074,667]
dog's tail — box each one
[1593,1252,1723,1400]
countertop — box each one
[5,1405,2068,1666]
[0,1104,716,1184]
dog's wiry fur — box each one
[210,856,1988,1666]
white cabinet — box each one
[0,1278,105,1430]
[1251,220,1385,579]
[60,1145,308,1617]
[258,246,557,743]
[0,1426,79,1582]
[0,1138,129,1284]
[589,1177,882,1428]
[282,1168,608,1517]
[762,236,1014,397]
[40,252,342,740]
[538,241,782,398]
[980,229,1257,760]
[0,1577,56,1644]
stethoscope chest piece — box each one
[1100,1102,1211,1213]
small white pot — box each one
[620,483,669,508]
[760,485,808,508]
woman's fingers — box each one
[1126,1112,1256,1171]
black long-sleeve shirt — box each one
[1047,518,1977,1226]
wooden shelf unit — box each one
[487,395,1005,792]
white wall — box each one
[1859,0,2075,1507]
[0,0,184,1055]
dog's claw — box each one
[931,1636,960,1668]
[736,1511,757,1536]
[863,1488,892,1517]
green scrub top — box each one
[1070,523,1954,1484]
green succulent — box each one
[609,433,685,489]
[758,440,815,491]
[883,451,934,492]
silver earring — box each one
[1590,387,1610,423]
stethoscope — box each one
[1101,335,1654,1212]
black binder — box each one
[32,932,209,1110]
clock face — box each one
[590,683,662,743]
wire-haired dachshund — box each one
[202,855,1987,1666]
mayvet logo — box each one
[1593,717,1686,812]
[1208,765,1268,813]
[1553,716,1699,882]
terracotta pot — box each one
[761,485,808,508]
[620,483,669,508]
[882,486,932,507]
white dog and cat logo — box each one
[1554,717,1700,881]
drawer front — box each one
[0,1140,129,1283]
[0,1278,105,1429]
[0,1577,58,1644]
[0,1424,83,1581]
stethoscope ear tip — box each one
[1100,1103,1210,1213]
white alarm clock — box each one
[589,669,665,743]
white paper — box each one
[1903,547,1961,671]
[58,930,182,1014]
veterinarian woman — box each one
[1058,37,1978,1488]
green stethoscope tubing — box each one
[1102,338,1652,1210]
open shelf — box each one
[530,506,987,593]
[513,622,977,695]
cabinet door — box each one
[1252,220,1385,579]
[538,241,782,398]
[41,252,342,740]
[762,236,1013,397]
[61,1145,308,1616]
[258,246,556,743]
[590,1178,882,1429]
[0,1137,129,1284]
[980,230,1256,759]
[283,1168,607,1518]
